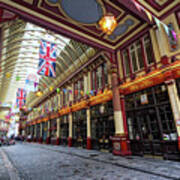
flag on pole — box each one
[16,88,26,108]
[37,39,57,77]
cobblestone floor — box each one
[0,149,10,180]
[0,143,180,180]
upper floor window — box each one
[60,92,63,107]
[74,78,84,101]
[123,50,130,75]
[91,62,108,91]
[144,36,153,64]
[63,89,69,106]
[130,40,144,72]
[122,35,154,76]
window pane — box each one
[97,66,102,89]
[123,51,130,75]
[78,81,81,98]
[144,38,153,64]
[92,71,96,90]
[103,63,108,85]
[137,46,144,69]
[131,51,138,72]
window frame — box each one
[121,34,155,80]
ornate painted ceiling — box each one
[0,0,155,51]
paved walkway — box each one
[29,143,180,179]
[0,149,10,180]
[0,143,180,180]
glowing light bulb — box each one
[99,14,117,35]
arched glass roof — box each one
[0,18,96,111]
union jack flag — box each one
[16,88,26,108]
[37,39,57,77]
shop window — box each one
[72,109,87,147]
[50,119,57,138]
[154,84,169,104]
[90,101,114,150]
[126,84,177,143]
[125,94,135,110]
[60,115,69,139]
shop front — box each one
[32,125,35,141]
[90,101,114,152]
[125,84,179,160]
[72,109,87,148]
[36,124,40,142]
[50,119,57,145]
[60,115,69,145]
[42,122,48,143]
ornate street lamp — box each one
[99,14,117,35]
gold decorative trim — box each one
[104,15,140,43]
[38,0,105,37]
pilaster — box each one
[39,123,43,143]
[68,113,73,147]
[56,118,60,145]
[166,79,180,151]
[87,108,91,149]
[46,120,51,144]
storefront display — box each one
[50,119,57,144]
[72,109,87,148]
[125,84,178,159]
[91,101,114,151]
[42,122,48,142]
[36,124,40,141]
[60,115,69,145]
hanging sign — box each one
[140,94,148,105]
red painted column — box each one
[68,137,72,147]
[110,53,131,156]
[56,137,60,145]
